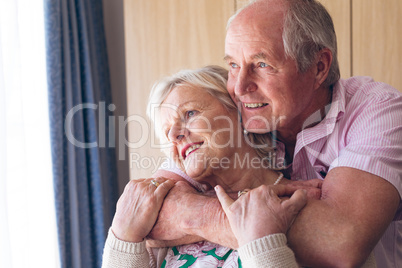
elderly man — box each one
[144,0,402,267]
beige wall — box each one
[318,0,351,79]
[319,0,402,90]
[352,0,402,90]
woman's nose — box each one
[168,124,189,143]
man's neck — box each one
[277,86,333,162]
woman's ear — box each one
[314,48,332,90]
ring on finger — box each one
[238,190,248,198]
[151,179,160,188]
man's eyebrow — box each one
[223,55,233,62]
[252,52,268,60]
[223,53,268,62]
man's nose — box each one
[234,68,257,96]
[168,123,189,143]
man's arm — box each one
[287,167,399,267]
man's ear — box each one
[313,48,332,90]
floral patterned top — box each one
[161,241,241,268]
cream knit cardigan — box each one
[101,229,377,267]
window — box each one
[0,0,60,267]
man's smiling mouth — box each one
[244,103,268,109]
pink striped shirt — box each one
[274,76,402,267]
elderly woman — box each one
[101,65,310,268]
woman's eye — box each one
[258,62,270,68]
[186,110,196,119]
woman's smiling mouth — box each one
[181,142,204,160]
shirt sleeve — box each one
[330,86,402,197]
[101,229,152,268]
[237,233,299,268]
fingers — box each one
[270,183,321,201]
[154,179,175,198]
[288,179,323,188]
[125,177,175,201]
[269,184,298,197]
[282,180,322,200]
[282,189,307,214]
[215,185,235,213]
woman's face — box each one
[160,85,242,181]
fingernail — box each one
[214,186,219,191]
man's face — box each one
[224,3,317,135]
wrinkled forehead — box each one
[158,86,206,121]
[160,85,203,110]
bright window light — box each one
[0,0,60,267]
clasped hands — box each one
[111,177,322,248]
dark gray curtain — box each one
[44,0,118,267]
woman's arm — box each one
[237,234,298,268]
[102,177,175,268]
[102,229,151,268]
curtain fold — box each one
[44,0,119,267]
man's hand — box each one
[147,178,322,248]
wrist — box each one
[180,194,212,235]
[111,226,144,243]
[191,195,238,248]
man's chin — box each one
[246,128,271,134]
[244,124,273,134]
[242,116,279,134]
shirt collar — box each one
[274,80,346,167]
[294,81,346,155]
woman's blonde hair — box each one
[147,65,236,140]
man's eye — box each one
[230,62,239,68]
[258,62,270,68]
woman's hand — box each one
[215,184,307,247]
[111,177,175,243]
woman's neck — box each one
[210,149,282,192]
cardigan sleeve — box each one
[237,233,299,268]
[101,229,152,268]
